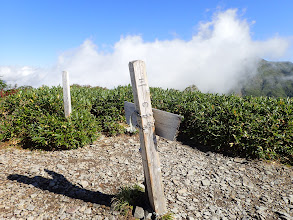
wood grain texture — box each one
[62,71,72,118]
[124,101,182,141]
[129,60,167,215]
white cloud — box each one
[0,9,291,93]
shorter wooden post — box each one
[62,71,72,118]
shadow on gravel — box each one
[177,134,246,159]
[7,169,114,207]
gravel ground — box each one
[0,135,292,219]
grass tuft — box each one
[111,184,146,217]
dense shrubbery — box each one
[152,88,292,164]
[0,84,292,164]
[91,85,133,136]
[0,86,101,150]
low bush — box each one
[150,88,292,164]
[0,85,101,150]
[0,84,292,164]
[91,85,133,136]
[90,85,292,164]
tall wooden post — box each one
[62,71,72,118]
[129,60,167,215]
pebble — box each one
[26,205,35,211]
[201,179,211,186]
[80,180,89,188]
[178,188,187,194]
[0,135,292,219]
[133,206,145,219]
[84,208,92,214]
[66,206,80,214]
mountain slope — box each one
[238,59,293,97]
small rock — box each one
[177,195,185,202]
[234,158,244,163]
[79,205,86,212]
[14,209,21,215]
[172,180,180,186]
[201,179,211,186]
[203,211,211,216]
[93,216,103,220]
[188,206,196,211]
[133,206,144,219]
[242,176,254,188]
[84,208,92,214]
[230,190,237,200]
[211,215,218,220]
[256,205,267,218]
[30,166,40,173]
[288,195,293,204]
[145,211,152,219]
[239,167,246,171]
[26,204,35,211]
[30,193,38,199]
[57,164,65,170]
[58,205,67,215]
[128,139,135,143]
[80,180,89,188]
[178,188,187,194]
[66,206,80,214]
[60,213,67,220]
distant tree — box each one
[184,84,200,93]
[0,76,7,90]
[17,85,33,90]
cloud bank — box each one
[0,9,291,93]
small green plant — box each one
[159,212,174,220]
[111,184,146,217]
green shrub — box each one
[91,85,292,164]
[150,88,292,164]
[0,84,292,165]
[0,85,101,150]
[91,85,133,136]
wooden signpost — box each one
[62,71,72,118]
[124,101,182,141]
[127,60,182,215]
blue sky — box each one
[1,0,292,66]
[0,0,293,91]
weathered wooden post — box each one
[128,60,167,215]
[62,71,72,118]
